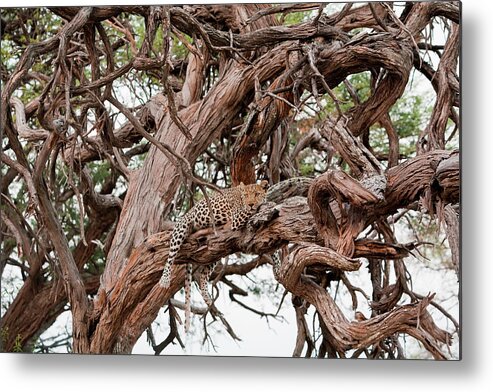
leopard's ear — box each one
[260,180,269,189]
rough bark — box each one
[1,3,460,357]
[85,150,458,353]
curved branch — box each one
[276,253,451,359]
[10,97,49,141]
[278,244,361,289]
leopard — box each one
[159,180,269,331]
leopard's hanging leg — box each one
[199,261,218,308]
[160,217,192,288]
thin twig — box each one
[305,45,344,119]
[369,2,390,32]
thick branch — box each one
[88,148,458,353]
[275,248,451,358]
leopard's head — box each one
[240,180,268,208]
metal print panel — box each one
[0,1,460,359]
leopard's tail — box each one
[184,263,193,332]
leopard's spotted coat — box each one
[159,181,269,331]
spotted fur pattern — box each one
[198,261,218,308]
[159,181,268,332]
[184,263,192,332]
[271,250,282,280]
[159,181,268,288]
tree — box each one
[0,2,460,358]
